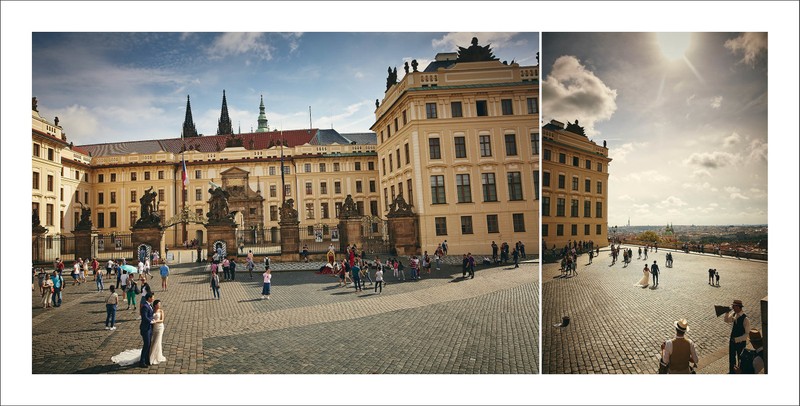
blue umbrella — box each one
[121,264,139,274]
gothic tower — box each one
[256,95,270,132]
[217,90,234,135]
[181,95,199,138]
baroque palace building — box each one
[32,38,538,258]
[371,38,539,256]
[541,119,611,250]
[32,94,379,250]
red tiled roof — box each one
[70,145,91,156]
[79,129,318,157]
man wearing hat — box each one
[735,329,765,374]
[661,318,698,374]
[724,299,751,373]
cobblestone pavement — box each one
[542,248,767,374]
[32,259,538,374]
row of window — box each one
[543,149,604,173]
[542,173,603,194]
[429,172,525,204]
[542,197,604,218]
[304,179,377,196]
[32,143,55,161]
[434,213,527,236]
[425,98,538,120]
[542,224,603,237]
[302,161,376,173]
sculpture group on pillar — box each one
[134,186,161,228]
[456,37,498,62]
[385,66,398,91]
[279,198,299,224]
[387,194,415,218]
[33,209,47,234]
[207,186,236,226]
[74,203,93,231]
[339,195,361,219]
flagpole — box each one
[280,125,285,205]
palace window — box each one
[434,217,448,236]
[501,99,513,115]
[451,101,463,118]
[429,138,441,159]
[47,175,54,192]
[513,213,526,232]
[320,182,328,195]
[556,198,566,217]
[584,200,592,217]
[542,197,550,216]
[571,199,579,217]
[131,190,137,203]
[33,171,40,189]
[481,173,497,202]
[486,214,499,233]
[479,135,492,157]
[508,172,523,200]
[426,103,437,119]
[456,174,472,203]
[461,216,474,234]
[356,180,363,194]
[505,134,518,156]
[454,136,467,158]
[334,181,341,194]
[430,175,446,204]
[527,97,538,114]
[476,100,488,116]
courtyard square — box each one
[32,259,538,374]
[542,248,767,374]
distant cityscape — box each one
[609,224,768,252]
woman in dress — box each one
[149,300,167,365]
[636,264,650,287]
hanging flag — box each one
[182,157,188,188]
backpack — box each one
[739,349,757,374]
[133,284,141,295]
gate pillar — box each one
[386,195,419,256]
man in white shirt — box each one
[724,299,751,374]
[72,260,82,286]
[661,319,699,374]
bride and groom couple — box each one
[111,293,167,367]
[635,260,661,288]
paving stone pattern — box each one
[542,248,767,374]
[32,259,538,374]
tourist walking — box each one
[724,299,750,374]
[105,285,118,330]
[708,268,716,285]
[261,267,272,299]
[491,241,499,264]
[125,275,138,311]
[512,247,520,268]
[351,261,362,292]
[149,300,167,365]
[229,257,237,281]
[138,293,155,368]
[95,266,104,291]
[159,260,169,291]
[210,270,220,299]
[51,271,63,307]
[467,253,475,279]
[374,263,384,294]
[441,240,448,256]
[106,259,114,277]
[222,257,230,281]
[660,319,699,374]
[247,256,255,279]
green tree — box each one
[639,231,660,243]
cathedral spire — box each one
[181,95,199,138]
[217,90,234,135]
[256,94,270,132]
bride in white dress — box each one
[635,264,650,287]
[149,300,167,365]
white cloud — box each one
[431,33,524,52]
[620,170,669,183]
[710,96,723,109]
[747,138,768,163]
[617,195,634,202]
[316,100,372,129]
[684,151,740,169]
[723,132,741,147]
[686,94,696,106]
[692,169,712,178]
[354,71,364,79]
[724,32,767,67]
[207,33,273,61]
[541,56,617,136]
[610,142,646,163]
[658,196,688,208]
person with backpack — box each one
[736,329,765,374]
[125,276,138,311]
[210,270,220,299]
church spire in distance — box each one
[181,95,199,138]
[256,94,270,132]
[217,90,234,135]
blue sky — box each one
[543,32,769,226]
[32,32,538,145]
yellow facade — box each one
[541,119,611,250]
[372,54,539,256]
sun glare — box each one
[657,32,691,60]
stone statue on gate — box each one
[207,186,236,225]
[75,202,93,231]
[387,194,415,218]
[134,186,161,227]
[279,198,299,224]
[340,194,360,219]
[33,208,47,234]
[456,37,498,62]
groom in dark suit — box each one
[139,293,155,368]
[651,260,660,287]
